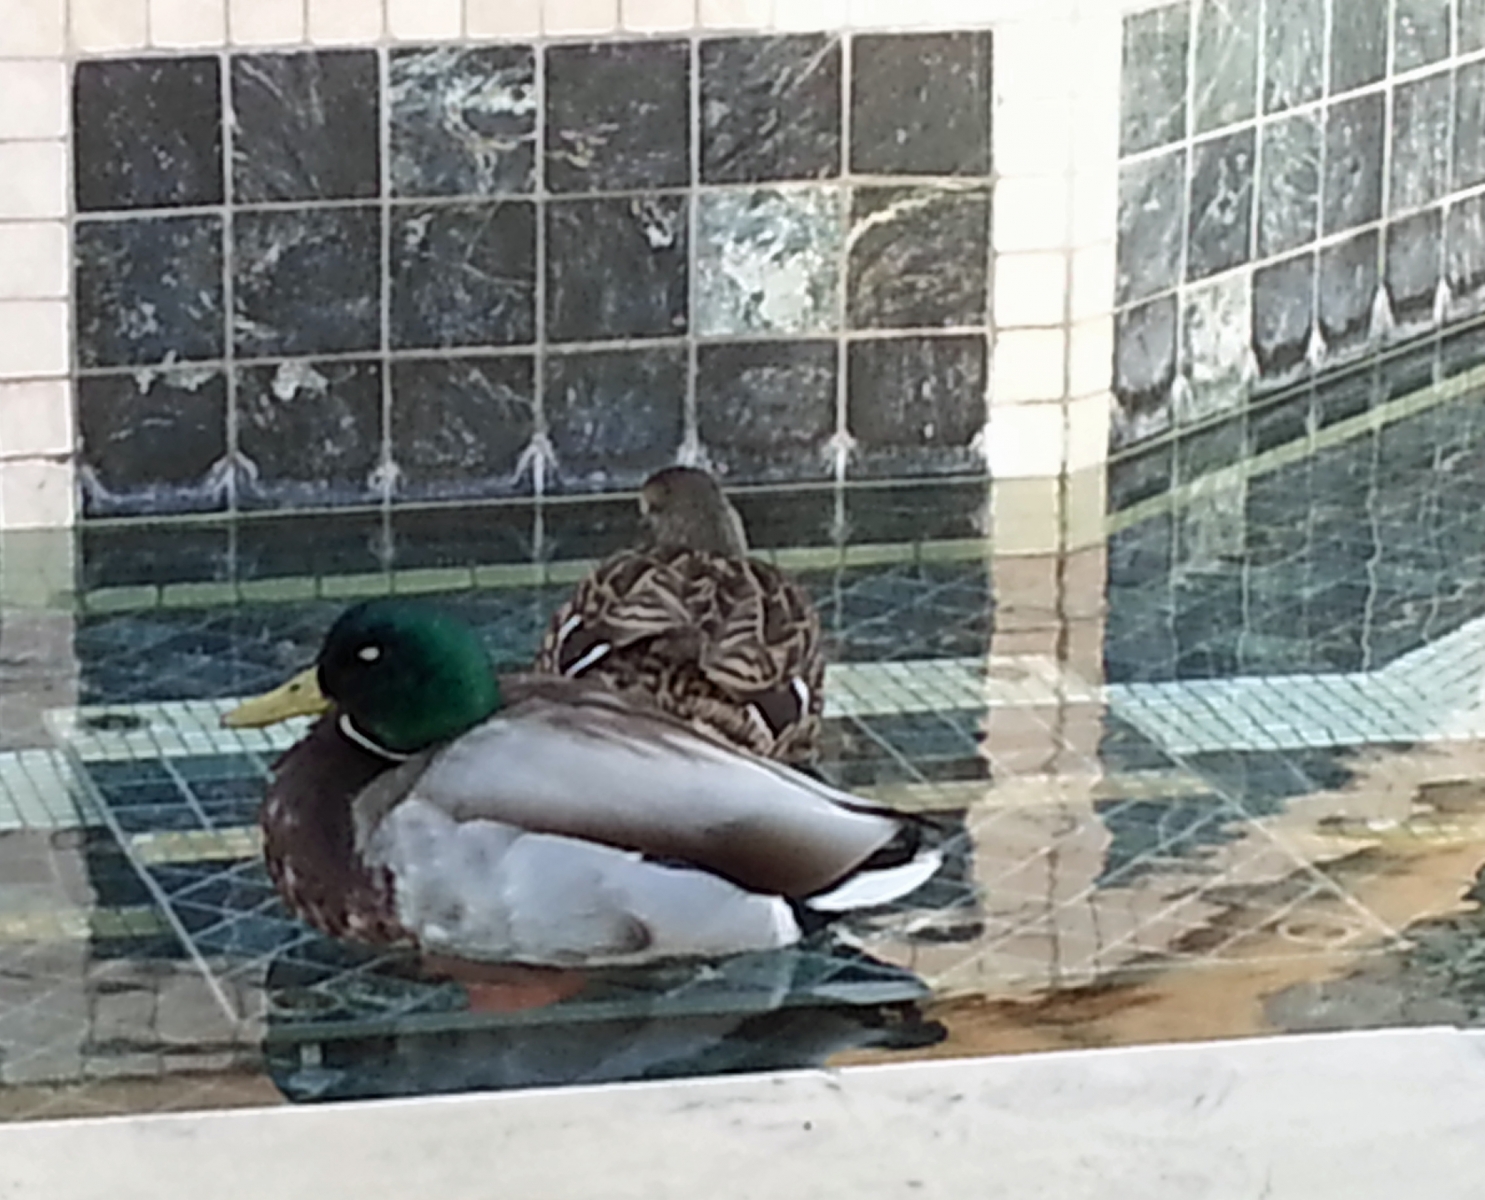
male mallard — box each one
[232,598,938,975]
[536,465,825,767]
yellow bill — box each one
[220,667,330,729]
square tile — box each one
[1070,241,1115,322]
[1464,0,1485,52]
[696,187,842,337]
[1112,295,1176,450]
[73,58,222,212]
[544,41,689,193]
[386,0,461,38]
[1385,209,1442,329]
[1186,128,1255,282]
[1393,0,1451,72]
[0,61,66,140]
[545,196,688,342]
[149,0,228,47]
[1391,71,1452,215]
[986,401,1064,479]
[621,0,694,31]
[994,328,1066,403]
[850,31,992,176]
[1323,92,1384,236]
[71,0,148,52]
[1179,271,1251,423]
[389,46,536,198]
[1107,440,1172,510]
[1192,0,1258,134]
[700,0,771,25]
[390,202,536,350]
[1119,3,1188,154]
[228,0,303,43]
[846,334,987,478]
[1445,193,1485,309]
[0,301,67,379]
[75,216,224,369]
[390,357,535,501]
[1257,112,1321,260]
[994,252,1068,328]
[1456,62,1485,191]
[231,52,380,203]
[237,360,383,509]
[0,380,71,457]
[1263,0,1324,114]
[0,0,64,55]
[306,0,383,42]
[700,35,840,185]
[1318,229,1380,356]
[994,176,1069,253]
[0,142,66,220]
[465,0,540,35]
[1251,251,1314,378]
[77,369,228,517]
[1,460,73,528]
[847,186,990,329]
[1116,149,1185,306]
[1068,315,1114,398]
[232,207,380,359]
[543,0,619,33]
[698,340,837,483]
[0,222,67,299]
[545,347,686,493]
[1329,0,1387,95]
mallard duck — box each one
[536,465,825,767]
[227,598,939,977]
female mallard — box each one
[232,598,938,976]
[535,466,825,767]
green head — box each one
[317,598,501,754]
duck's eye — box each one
[357,645,382,663]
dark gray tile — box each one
[235,510,388,579]
[1120,4,1190,154]
[1445,193,1485,311]
[1176,415,1246,482]
[231,51,379,203]
[391,507,534,572]
[1391,71,1452,214]
[232,207,380,358]
[1323,92,1384,235]
[1113,296,1177,451]
[1251,391,1311,453]
[390,202,535,350]
[846,336,986,479]
[545,347,686,493]
[1464,0,1485,52]
[847,187,989,329]
[1193,0,1258,133]
[1394,0,1451,71]
[1263,0,1325,114]
[699,341,837,483]
[1456,61,1485,191]
[1258,112,1321,258]
[75,216,224,369]
[389,46,536,198]
[700,35,841,184]
[850,32,991,176]
[78,369,228,517]
[1385,209,1442,330]
[1252,252,1315,379]
[237,360,382,509]
[1329,0,1388,94]
[1179,273,1251,423]
[545,41,689,193]
[1318,229,1380,356]
[1108,443,1173,511]
[1187,128,1255,282]
[1117,149,1186,305]
[80,525,230,588]
[390,357,534,501]
[74,58,222,212]
[1314,368,1377,428]
[545,196,688,342]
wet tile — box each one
[1445,193,1485,309]
[1120,3,1189,154]
[850,32,991,176]
[1385,209,1442,330]
[1391,71,1452,215]
[77,368,228,518]
[390,356,534,501]
[1187,128,1254,282]
[1113,295,1177,451]
[390,202,536,350]
[541,494,643,563]
[80,525,231,589]
[695,187,842,337]
[841,480,987,545]
[74,58,223,212]
[1318,229,1380,356]
[1252,252,1315,380]
[700,35,841,185]
[1193,0,1258,133]
[545,196,688,343]
[237,511,388,580]
[1314,367,1377,428]
[236,360,383,510]
[1108,441,1173,511]
[1257,112,1321,259]
[1456,61,1485,191]
[1116,149,1186,306]
[734,488,836,549]
[1179,272,1251,424]
[75,216,224,369]
[391,507,535,572]
[1323,93,1384,236]
[544,41,689,193]
[389,46,536,198]
[232,207,380,358]
[545,346,685,494]
[1176,414,1246,482]
[1329,0,1387,94]
[699,340,836,484]
[846,335,986,480]
[847,186,989,330]
[1465,0,1485,52]
[1251,390,1311,453]
[1263,0,1324,114]
[231,51,379,204]
[1393,0,1451,71]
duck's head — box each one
[222,598,501,754]
[639,465,749,557]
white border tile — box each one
[0,221,67,299]
[388,0,463,39]
[697,0,772,27]
[148,0,229,48]
[543,0,620,34]
[0,61,66,139]
[464,0,541,36]
[0,300,68,379]
[227,0,305,45]
[0,141,68,220]
[621,0,696,30]
[1,456,75,528]
[307,0,384,43]
[0,379,73,457]
[71,0,150,52]
[0,0,65,56]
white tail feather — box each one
[804,848,943,914]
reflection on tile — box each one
[1252,252,1315,380]
[73,58,222,212]
[78,369,227,517]
[388,46,536,198]
[850,32,991,176]
[1117,150,1186,306]
[1180,272,1251,425]
[700,35,841,185]
[544,41,689,193]
[390,202,536,349]
[1313,366,1376,427]
[80,525,231,589]
[695,187,842,337]
[1445,194,1485,311]
[1113,296,1176,451]
[847,187,989,330]
[238,511,388,581]
[237,360,383,510]
[1263,0,1324,114]
[1193,0,1258,133]
[230,51,379,204]
[1391,72,1452,215]
[1187,129,1254,282]
[846,336,986,479]
[545,346,685,493]
[1323,93,1384,236]
[1120,3,1189,154]
[1108,441,1173,510]
[1249,390,1311,454]
[1318,229,1380,357]
[1329,0,1387,95]
[699,341,836,483]
[545,196,688,343]
[1176,414,1246,482]
[75,217,224,369]
[1385,210,1442,331]
[1393,0,1451,72]
[1456,62,1485,192]
[390,357,534,501]
[1257,112,1321,259]
[232,208,380,359]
